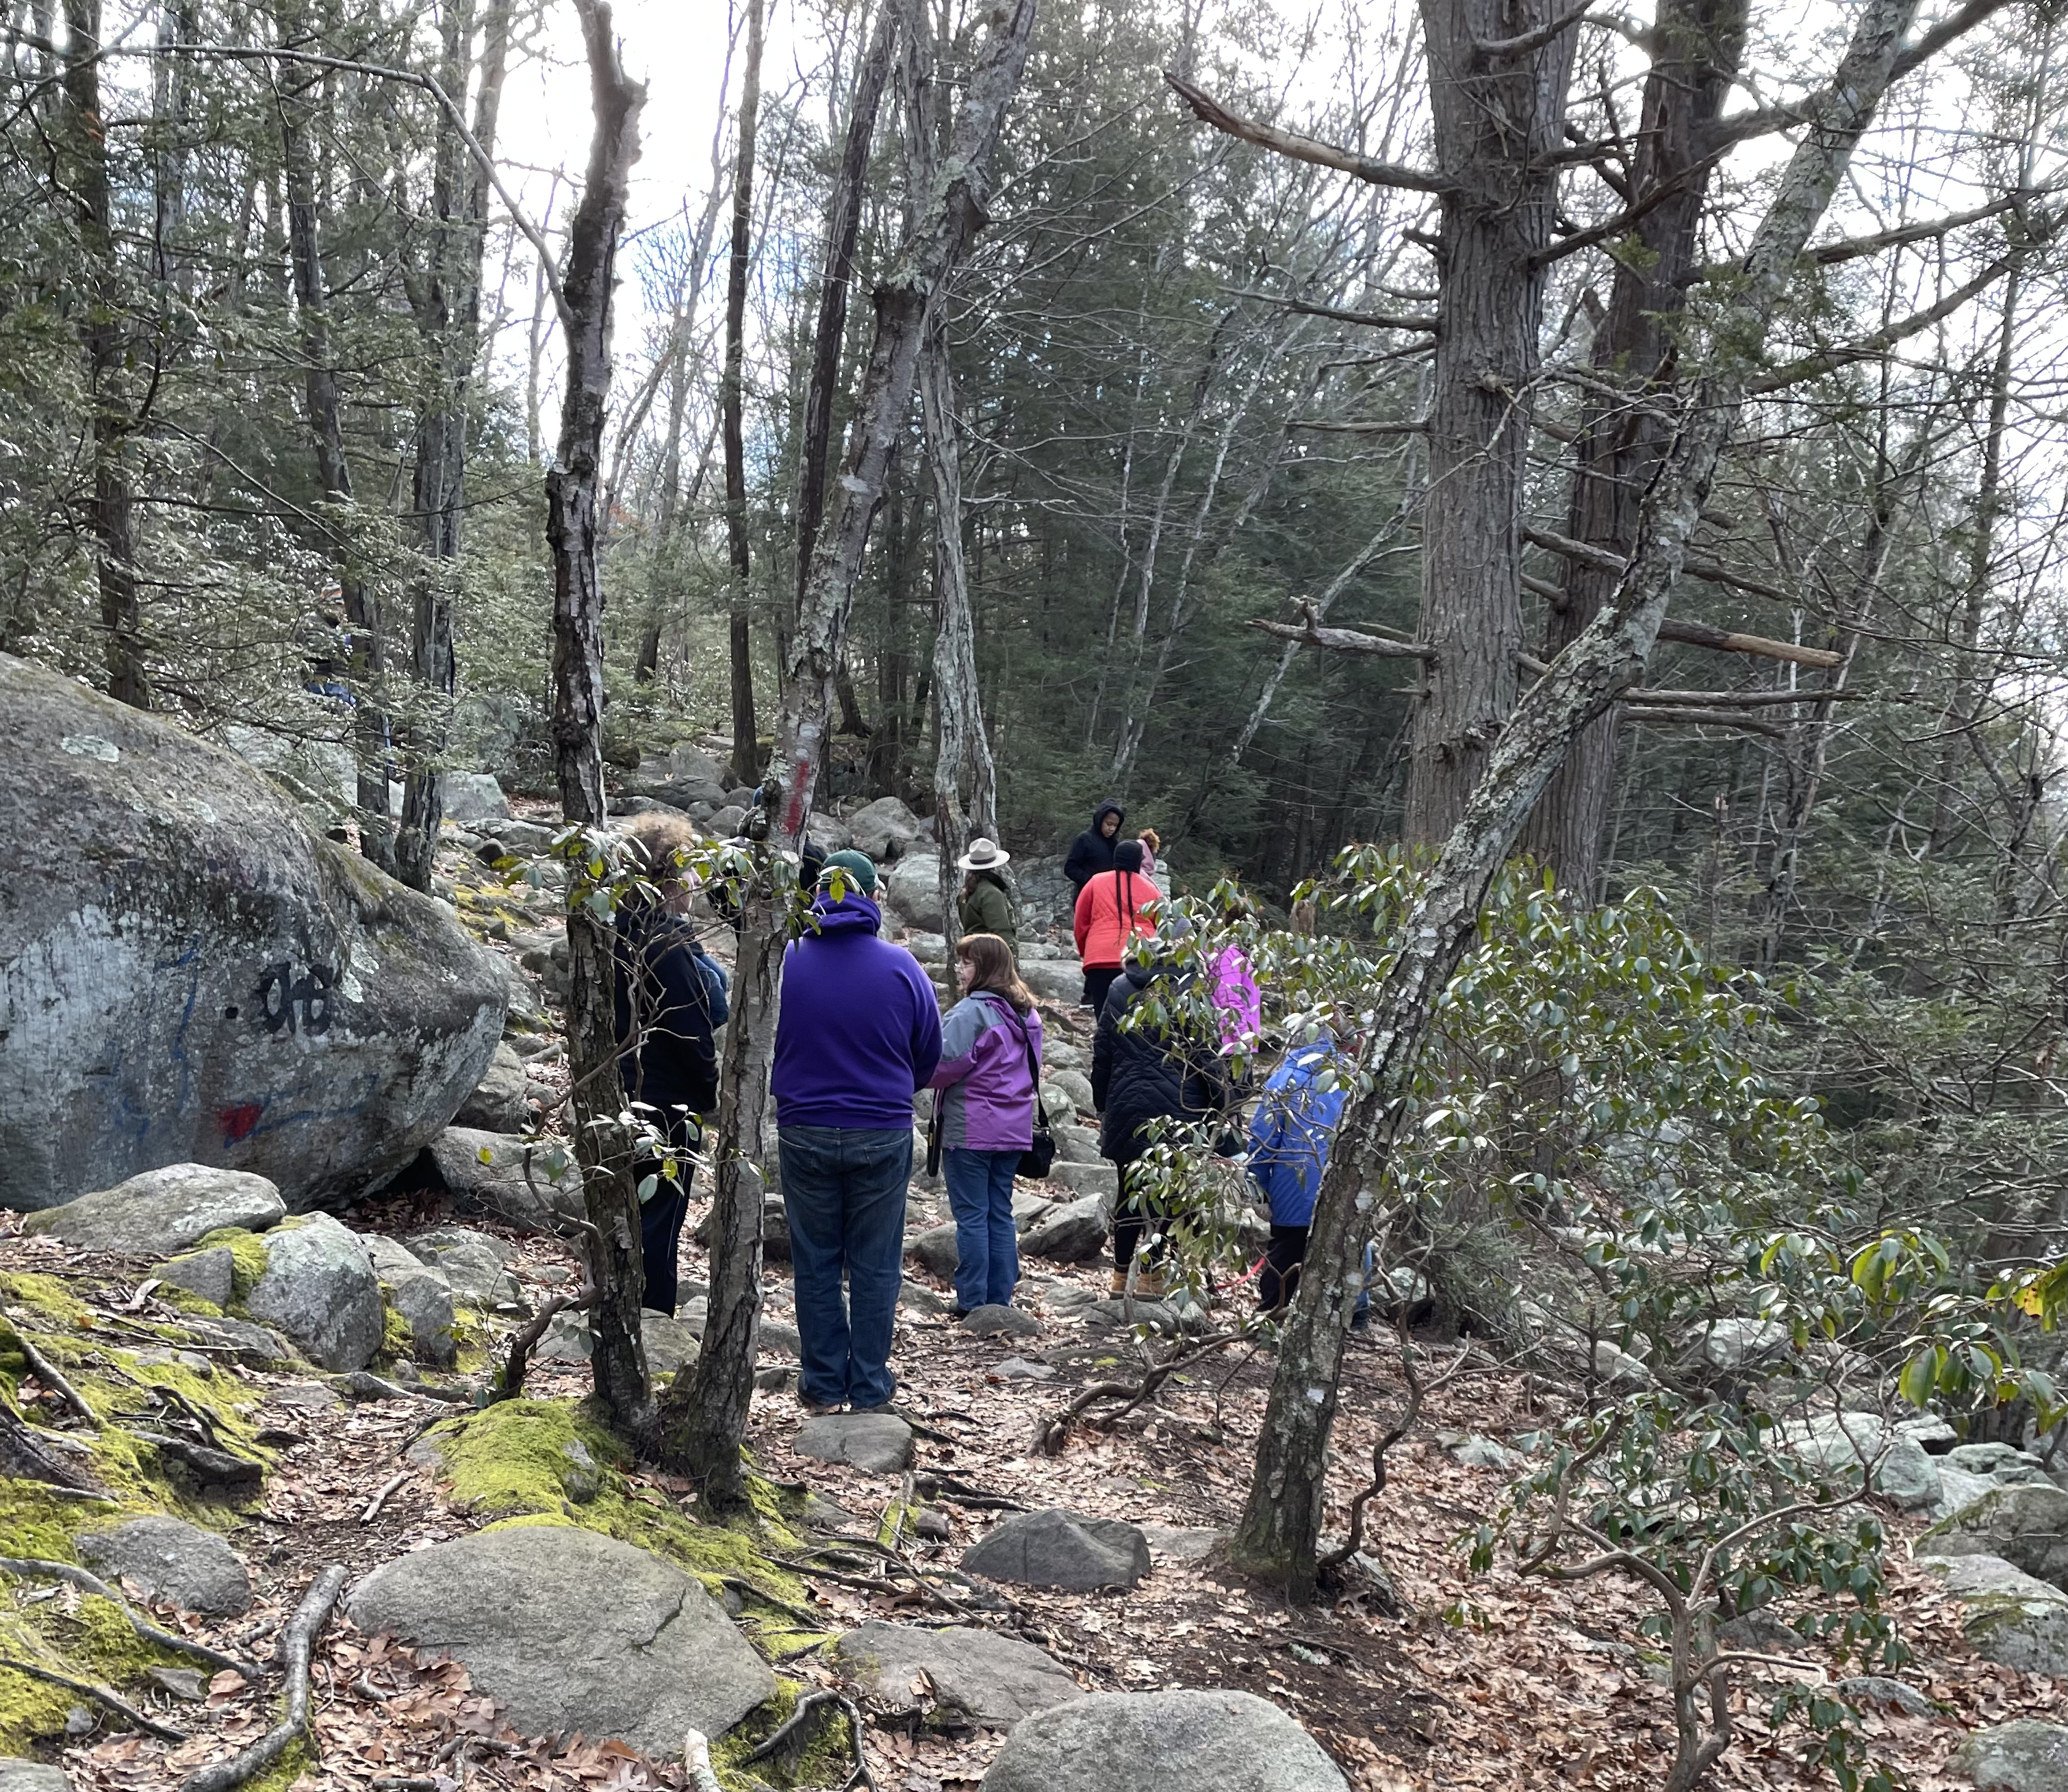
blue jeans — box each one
[779,1124,911,1409]
[943,1147,1019,1312]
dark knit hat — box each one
[1113,840,1146,875]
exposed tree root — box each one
[0,1557,258,1680]
[179,1562,347,1792]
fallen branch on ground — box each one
[0,1557,258,1679]
[179,1562,347,1792]
[1035,1329,1244,1455]
[0,1405,111,1495]
[1319,1331,1475,1576]
[359,1471,408,1524]
[3,1313,100,1426]
[489,1284,594,1403]
[0,1654,186,1740]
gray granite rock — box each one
[834,1620,1078,1727]
[1020,1192,1110,1262]
[1780,1411,1943,1511]
[795,1411,913,1474]
[454,1041,530,1132]
[906,1223,960,1280]
[382,1264,457,1368]
[75,1515,250,1615]
[403,1226,520,1307]
[1,657,505,1214]
[157,1246,235,1309]
[1833,1676,1930,1717]
[1922,1554,2068,1674]
[244,1212,384,1370]
[978,1689,1348,1791]
[1956,1719,2068,1791]
[961,1509,1150,1591]
[0,1762,72,1792]
[423,1128,580,1233]
[1917,1485,2068,1588]
[962,1305,1040,1340]
[23,1166,284,1254]
[346,1528,772,1756]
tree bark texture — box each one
[548,0,649,1435]
[1519,0,1749,893]
[662,0,1038,1510]
[1401,0,1582,845]
[722,0,765,778]
[1233,0,1926,1595]
[275,15,395,869]
[793,0,899,629]
[925,319,997,954]
[62,0,146,709]
[395,0,511,891]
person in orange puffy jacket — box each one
[1073,839,1162,1011]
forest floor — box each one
[3,823,2054,1791]
[5,1107,2056,1791]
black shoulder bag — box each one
[1009,1004,1056,1181]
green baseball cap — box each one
[820,847,879,895]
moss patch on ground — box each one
[0,1273,93,1331]
[423,1400,815,1639]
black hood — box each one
[1092,799,1125,830]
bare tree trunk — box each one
[793,0,899,625]
[1233,0,1928,1596]
[524,175,560,466]
[62,0,146,708]
[395,0,512,891]
[1401,0,1583,845]
[926,322,997,955]
[720,0,766,782]
[548,0,648,1435]
[1928,260,2025,856]
[660,0,1037,1512]
[276,7,395,867]
[1519,0,1748,892]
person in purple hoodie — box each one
[772,848,943,1413]
[930,933,1043,1317]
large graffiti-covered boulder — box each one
[0,654,506,1213]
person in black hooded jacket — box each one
[1090,933,1231,1296]
[615,817,730,1315]
[1064,799,1126,895]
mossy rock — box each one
[419,1400,810,1634]
[190,1228,275,1305]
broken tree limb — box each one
[0,1404,106,1494]
[1523,524,1796,607]
[1164,70,1449,192]
[179,1562,348,1792]
[1655,617,1842,669]
[1245,617,1433,659]
[0,1654,186,1741]
[0,1557,257,1680]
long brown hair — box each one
[956,932,1034,1014]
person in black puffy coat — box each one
[1090,940,1231,1297]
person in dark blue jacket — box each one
[1245,1036,1349,1312]
[772,848,943,1413]
[615,817,730,1316]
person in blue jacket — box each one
[772,849,943,1413]
[615,817,730,1316]
[1245,1035,1350,1312]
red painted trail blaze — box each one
[218,1102,263,1145]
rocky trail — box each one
[5,758,2068,1792]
